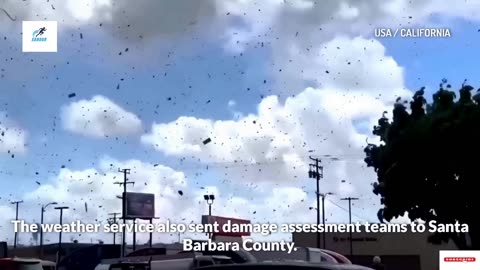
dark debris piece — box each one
[68,93,76,98]
[203,138,212,145]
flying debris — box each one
[68,93,76,98]
[203,138,212,145]
[85,202,88,212]
[178,190,183,196]
[0,8,16,21]
[35,181,41,185]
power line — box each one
[158,154,365,174]
[326,198,370,222]
[0,154,366,178]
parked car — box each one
[0,257,47,270]
[195,261,374,269]
[40,260,56,270]
[319,250,352,264]
[249,247,342,264]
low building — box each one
[293,231,457,270]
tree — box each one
[364,79,480,249]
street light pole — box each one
[204,194,215,240]
[40,202,57,258]
[11,200,23,249]
[54,206,69,261]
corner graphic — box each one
[440,250,480,269]
[22,21,57,52]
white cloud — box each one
[288,37,407,94]
[141,86,389,218]
[61,95,142,139]
[0,113,27,154]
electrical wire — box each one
[326,198,372,223]
[170,153,365,171]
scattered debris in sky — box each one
[0,8,16,21]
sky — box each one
[1,0,480,246]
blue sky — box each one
[383,19,480,94]
[1,0,480,244]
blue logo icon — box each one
[32,27,47,42]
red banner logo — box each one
[444,257,476,262]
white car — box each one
[0,257,55,270]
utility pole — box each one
[320,192,334,249]
[11,200,23,249]
[114,168,133,257]
[40,202,57,258]
[308,157,323,249]
[149,218,153,248]
[149,217,159,248]
[108,212,120,245]
[341,197,359,256]
[132,219,136,251]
